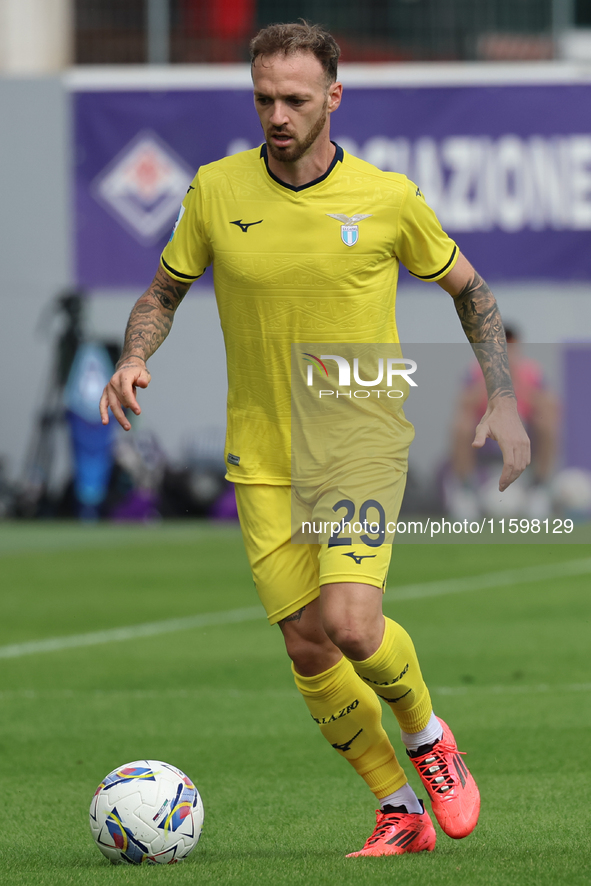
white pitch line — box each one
[386,557,591,602]
[0,606,264,660]
[1,557,590,661]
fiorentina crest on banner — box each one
[326,213,372,247]
[92,130,194,245]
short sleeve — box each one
[395,178,459,281]
[160,170,212,282]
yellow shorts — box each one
[234,483,405,625]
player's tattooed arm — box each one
[438,253,514,404]
[99,266,192,430]
[438,251,530,491]
[116,265,192,367]
[452,270,515,403]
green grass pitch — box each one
[0,522,589,885]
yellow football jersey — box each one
[161,144,458,484]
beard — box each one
[265,98,328,163]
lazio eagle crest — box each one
[326,213,372,247]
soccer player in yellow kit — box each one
[100,22,530,857]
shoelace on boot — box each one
[411,741,467,795]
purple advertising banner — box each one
[73,82,591,288]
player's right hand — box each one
[99,356,152,431]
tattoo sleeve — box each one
[116,265,192,368]
[453,271,515,403]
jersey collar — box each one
[260,142,343,192]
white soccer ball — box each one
[89,760,204,865]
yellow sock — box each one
[349,617,433,734]
[292,656,408,799]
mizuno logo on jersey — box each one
[326,213,372,247]
[230,219,263,232]
[342,551,377,565]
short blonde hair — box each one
[250,21,340,84]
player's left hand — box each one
[472,398,531,492]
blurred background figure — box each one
[444,326,559,520]
[64,340,116,520]
[17,291,119,520]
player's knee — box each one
[282,630,338,676]
[327,630,367,661]
[323,619,376,662]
